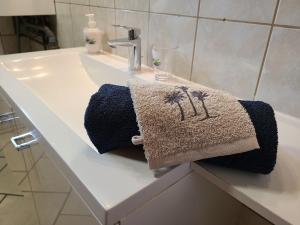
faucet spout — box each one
[107,26,141,72]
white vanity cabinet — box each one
[0,88,101,225]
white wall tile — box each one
[70,0,89,5]
[150,0,199,16]
[115,10,149,64]
[90,0,114,7]
[56,3,74,48]
[90,6,115,52]
[276,0,300,26]
[256,28,300,117]
[115,0,149,11]
[70,4,90,46]
[199,0,277,23]
[0,17,15,35]
[191,20,270,99]
[148,13,197,79]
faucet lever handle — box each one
[112,24,140,40]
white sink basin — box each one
[0,48,190,225]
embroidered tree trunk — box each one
[176,102,185,121]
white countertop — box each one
[0,48,190,225]
[193,112,300,225]
[1,47,299,225]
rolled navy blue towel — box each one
[199,100,278,174]
[84,84,140,153]
[84,84,278,174]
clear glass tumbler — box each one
[151,45,178,81]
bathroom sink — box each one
[0,48,156,147]
[0,47,191,225]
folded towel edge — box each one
[148,136,259,169]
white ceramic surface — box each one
[0,47,190,225]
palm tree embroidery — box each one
[191,91,218,121]
[177,86,198,116]
[164,91,186,121]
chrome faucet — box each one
[107,25,141,71]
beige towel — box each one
[128,79,259,169]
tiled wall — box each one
[55,0,300,118]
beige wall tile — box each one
[90,0,114,7]
[56,3,74,48]
[115,9,149,64]
[276,0,300,26]
[0,17,15,35]
[148,13,197,79]
[256,28,300,117]
[150,0,199,16]
[115,0,149,11]
[70,4,90,46]
[90,6,115,52]
[199,0,277,23]
[70,0,89,5]
[191,19,270,99]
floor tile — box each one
[28,157,70,192]
[55,215,99,225]
[0,165,22,195]
[62,190,91,216]
[0,193,39,225]
[34,192,68,225]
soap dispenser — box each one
[84,14,103,54]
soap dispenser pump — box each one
[84,14,103,54]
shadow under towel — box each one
[128,79,259,169]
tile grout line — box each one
[60,213,93,217]
[51,188,72,225]
[60,3,300,29]
[0,194,7,204]
[146,0,151,67]
[188,0,202,81]
[253,0,281,99]
[0,192,24,197]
